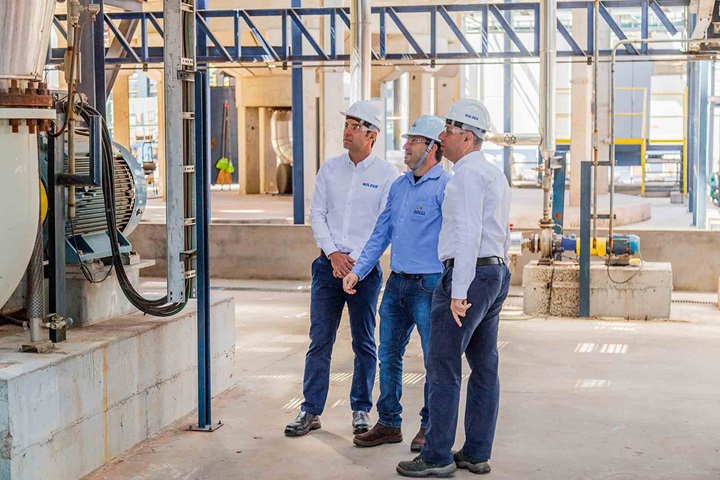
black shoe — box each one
[284,411,321,437]
[454,450,491,474]
[352,410,371,434]
[396,455,457,478]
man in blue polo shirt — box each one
[343,115,450,452]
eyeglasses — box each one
[443,125,465,136]
[405,137,429,145]
[344,122,369,132]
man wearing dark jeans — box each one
[284,100,398,437]
[397,99,512,478]
[343,115,450,452]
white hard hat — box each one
[401,115,445,143]
[340,100,383,132]
[444,98,492,136]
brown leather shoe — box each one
[410,427,426,452]
[353,423,403,448]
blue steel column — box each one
[689,61,699,223]
[579,161,592,317]
[696,60,710,229]
[502,0,513,185]
[292,0,305,224]
[93,0,106,117]
[687,15,696,215]
[194,0,215,431]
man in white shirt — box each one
[285,100,399,438]
[397,99,512,478]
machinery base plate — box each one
[188,421,224,433]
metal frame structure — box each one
[51,1,691,67]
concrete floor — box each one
[84,279,720,480]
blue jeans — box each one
[301,255,383,416]
[421,264,511,465]
[376,272,440,429]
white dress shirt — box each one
[310,152,399,260]
[438,151,512,299]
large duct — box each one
[350,0,372,103]
[0,0,57,309]
[0,0,56,84]
[539,0,557,228]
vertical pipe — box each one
[350,0,371,102]
[696,60,709,229]
[539,0,557,227]
[591,0,599,244]
[27,220,44,343]
[579,161,592,317]
[292,0,305,224]
[503,0,513,186]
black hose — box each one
[59,98,189,317]
[0,313,27,328]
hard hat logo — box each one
[445,98,492,135]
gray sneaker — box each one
[454,450,491,474]
[352,410,371,434]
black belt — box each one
[394,272,431,280]
[442,256,504,269]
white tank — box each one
[0,0,56,308]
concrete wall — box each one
[131,224,720,292]
[0,296,235,480]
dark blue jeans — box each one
[377,272,440,429]
[301,255,383,416]
[421,264,511,465]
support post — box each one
[292,0,305,224]
[579,161,592,317]
[93,0,106,117]
[48,130,66,317]
[503,0,513,185]
[696,60,710,229]
[191,0,219,432]
[552,154,566,236]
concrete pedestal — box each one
[66,258,154,327]
[0,295,236,480]
[523,261,672,319]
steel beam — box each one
[51,2,692,65]
[292,0,305,225]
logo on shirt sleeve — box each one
[362,182,379,189]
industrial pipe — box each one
[592,0,599,246]
[350,0,371,103]
[486,132,541,146]
[26,218,44,343]
[609,38,698,252]
[539,0,557,229]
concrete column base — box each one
[523,260,672,319]
[0,295,236,480]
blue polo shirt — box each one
[352,162,451,280]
